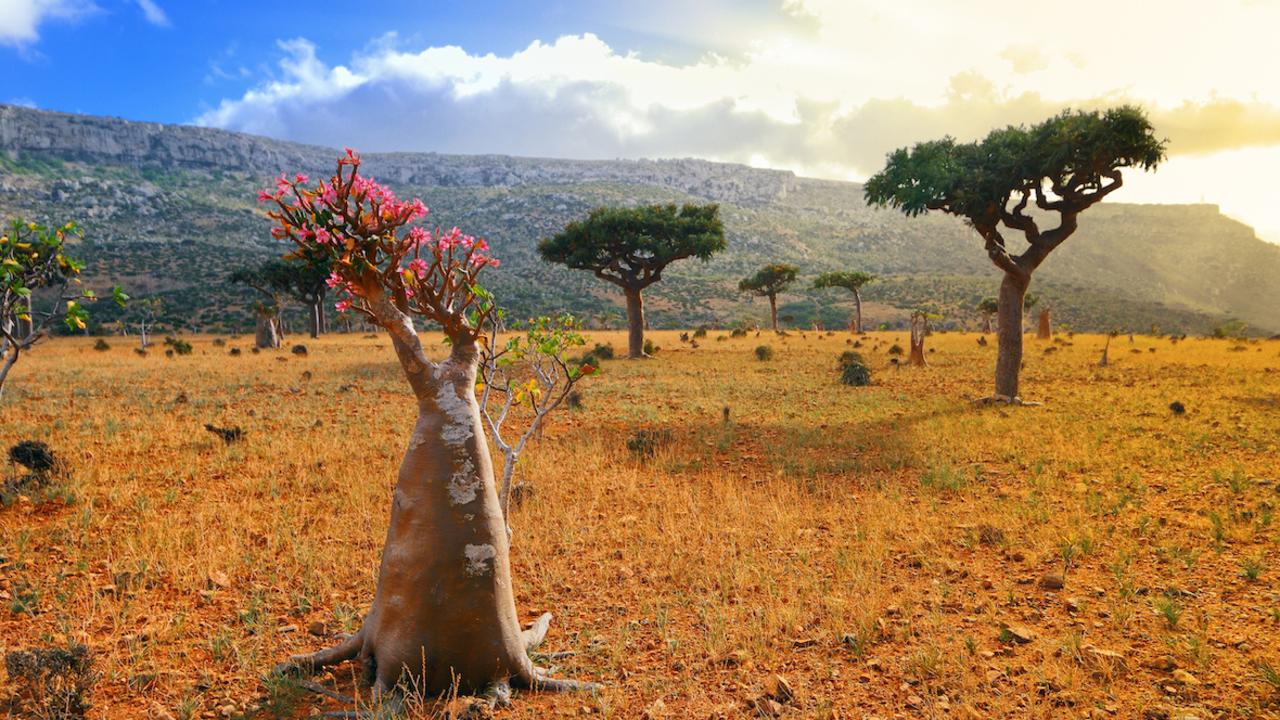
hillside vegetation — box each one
[1,104,1278,335]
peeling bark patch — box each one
[434,379,475,448]
[447,458,479,505]
[464,544,496,577]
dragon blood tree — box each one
[865,106,1165,403]
[261,151,597,704]
[813,270,876,333]
[738,263,798,332]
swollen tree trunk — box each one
[995,273,1029,399]
[851,288,863,333]
[624,286,645,358]
[254,312,281,349]
[908,314,927,367]
[282,297,592,699]
[1037,308,1052,339]
[768,294,779,331]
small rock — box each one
[1171,669,1200,685]
[307,621,328,637]
[1002,624,1036,644]
[763,674,795,705]
[1143,656,1177,672]
[1039,573,1065,590]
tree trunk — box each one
[255,312,281,349]
[982,315,992,334]
[319,302,327,334]
[624,286,645,358]
[281,296,594,699]
[908,314,927,367]
[851,288,863,333]
[995,273,1029,399]
[309,301,321,339]
[1037,308,1051,339]
[0,344,18,400]
[768,294,779,331]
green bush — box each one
[163,337,193,355]
[643,338,660,355]
[93,338,111,352]
[838,351,871,386]
[754,345,774,361]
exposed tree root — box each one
[298,679,357,705]
[276,629,364,677]
[523,612,552,651]
[973,394,1042,407]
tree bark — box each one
[768,294,779,331]
[0,344,18,400]
[908,314,927,367]
[16,295,33,340]
[1037,308,1051,339]
[309,301,321,339]
[255,312,281,349]
[851,288,863,333]
[624,286,645,358]
[982,315,992,334]
[995,273,1029,398]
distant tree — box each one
[539,203,726,358]
[1,219,127,398]
[229,261,292,349]
[976,297,999,334]
[130,297,163,349]
[908,311,929,367]
[264,152,594,703]
[813,270,876,333]
[1023,292,1039,332]
[739,263,799,331]
[865,106,1165,401]
[1037,304,1053,340]
[275,255,333,339]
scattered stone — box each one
[1001,624,1036,644]
[1143,656,1177,672]
[1039,573,1065,590]
[1171,669,1200,685]
[307,621,328,637]
[1169,401,1186,415]
[762,674,795,705]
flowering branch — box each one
[260,149,500,346]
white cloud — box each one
[8,96,37,107]
[198,2,1280,241]
[0,0,97,48]
[134,0,167,27]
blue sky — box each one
[2,0,792,122]
[3,0,1280,241]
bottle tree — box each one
[738,263,798,331]
[229,261,289,348]
[263,152,595,706]
[813,270,876,333]
[0,219,126,399]
[538,204,725,358]
[865,107,1165,402]
[976,297,998,334]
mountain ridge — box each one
[1,104,1276,335]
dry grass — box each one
[1,329,1278,719]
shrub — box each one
[163,337,192,355]
[888,344,904,355]
[643,338,660,355]
[590,343,615,360]
[229,348,241,356]
[838,351,872,386]
[92,338,110,352]
[4,644,95,720]
[693,327,708,338]
[291,344,308,356]
[754,345,774,361]
[626,428,673,458]
[730,328,748,338]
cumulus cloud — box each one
[198,34,1280,180]
[134,0,168,27]
[0,0,97,48]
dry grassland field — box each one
[2,329,1279,720]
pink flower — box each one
[257,189,274,203]
[407,198,428,220]
[407,258,429,279]
[314,227,332,244]
[335,299,352,313]
[325,272,343,289]
[295,173,309,184]
[407,227,429,248]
